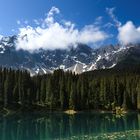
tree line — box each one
[0,67,140,111]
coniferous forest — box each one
[0,66,140,111]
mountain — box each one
[0,36,139,75]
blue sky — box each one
[0,0,140,49]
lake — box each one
[0,112,139,140]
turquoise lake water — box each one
[0,112,139,140]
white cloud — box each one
[0,35,3,40]
[106,8,140,45]
[11,29,15,32]
[104,22,114,28]
[43,6,60,27]
[106,7,121,27]
[34,19,40,25]
[78,25,108,44]
[118,21,140,44]
[16,7,109,52]
[94,16,103,25]
[17,20,21,25]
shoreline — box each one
[0,106,139,116]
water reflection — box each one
[0,113,139,140]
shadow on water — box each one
[0,112,139,140]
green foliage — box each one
[0,67,140,110]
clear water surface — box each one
[0,112,139,140]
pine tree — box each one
[4,75,10,107]
[47,77,54,110]
[100,78,106,108]
[69,83,75,110]
[136,81,140,110]
[13,84,19,103]
[0,72,3,103]
[60,78,65,110]
[36,88,40,105]
[40,79,46,104]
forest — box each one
[0,66,140,111]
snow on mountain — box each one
[0,36,137,75]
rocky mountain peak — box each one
[0,35,139,75]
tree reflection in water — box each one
[0,113,139,140]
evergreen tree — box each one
[4,74,11,107]
[69,83,75,110]
[60,78,65,110]
[40,79,46,104]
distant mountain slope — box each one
[0,36,140,75]
[114,44,140,68]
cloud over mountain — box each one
[106,7,140,45]
[16,7,109,52]
[118,21,140,44]
[0,35,3,40]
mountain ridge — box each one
[0,35,139,75]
